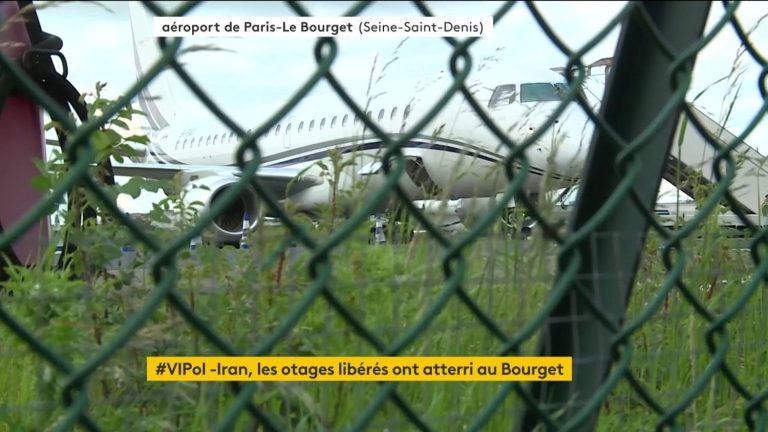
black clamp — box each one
[21,32,68,82]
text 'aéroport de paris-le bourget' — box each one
[155,17,491,37]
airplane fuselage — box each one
[139,83,588,217]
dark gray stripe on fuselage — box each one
[147,149,166,165]
[261,139,575,182]
[148,141,186,165]
[264,140,500,166]
[150,134,578,183]
[257,133,503,165]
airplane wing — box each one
[110,163,324,199]
[45,138,323,198]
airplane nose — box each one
[555,140,588,177]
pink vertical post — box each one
[0,1,49,266]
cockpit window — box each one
[488,84,516,108]
[520,82,569,103]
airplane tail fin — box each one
[128,1,178,131]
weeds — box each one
[1,199,764,431]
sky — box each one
[30,1,768,210]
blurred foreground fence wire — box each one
[1,1,767,431]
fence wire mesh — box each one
[1,1,767,431]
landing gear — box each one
[520,222,535,239]
[500,208,518,233]
[367,216,416,245]
[365,208,417,245]
[500,207,533,240]
[367,224,416,245]
[371,214,386,245]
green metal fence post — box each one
[518,1,711,430]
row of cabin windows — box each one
[177,131,240,150]
[271,105,411,137]
[175,104,411,150]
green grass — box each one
[0,214,766,431]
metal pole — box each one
[518,2,711,430]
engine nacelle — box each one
[181,174,260,245]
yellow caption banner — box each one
[146,356,572,382]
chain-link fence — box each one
[1,1,767,431]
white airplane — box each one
[112,2,594,245]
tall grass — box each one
[0,194,765,431]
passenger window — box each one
[286,123,292,134]
[309,120,315,132]
[298,121,304,133]
[275,124,281,135]
[342,114,349,126]
[404,104,411,120]
[391,107,398,120]
[320,118,326,130]
[206,136,211,146]
[378,109,385,122]
[213,134,218,146]
[366,110,372,120]
[331,116,337,128]
[353,115,359,125]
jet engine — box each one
[180,174,260,245]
